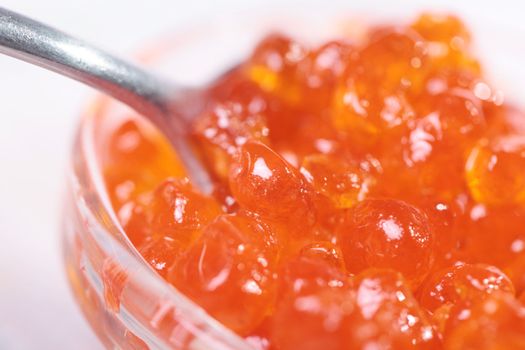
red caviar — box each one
[98,13,525,349]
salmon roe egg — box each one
[411,13,471,44]
[168,214,278,335]
[193,100,270,179]
[269,257,352,350]
[332,27,424,142]
[137,236,181,278]
[102,118,186,208]
[229,141,315,228]
[337,199,435,287]
[351,269,440,349]
[418,263,515,312]
[271,267,440,350]
[300,154,373,209]
[445,293,525,350]
[466,135,525,206]
[461,205,525,289]
[411,13,480,74]
[119,178,222,246]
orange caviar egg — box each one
[296,40,355,109]
[300,153,373,209]
[247,34,307,105]
[269,257,351,350]
[167,214,278,335]
[229,141,315,229]
[466,135,525,206]
[271,267,440,350]
[411,13,471,44]
[418,263,515,312]
[445,293,525,350]
[193,100,270,179]
[101,117,185,209]
[411,13,480,74]
[351,269,440,349]
[332,27,424,143]
[462,205,525,268]
[415,88,485,147]
[137,236,181,278]
[337,199,435,287]
[94,12,525,348]
[119,178,222,246]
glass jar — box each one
[61,4,525,349]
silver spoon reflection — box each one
[0,7,213,193]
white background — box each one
[0,1,524,349]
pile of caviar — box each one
[100,13,525,349]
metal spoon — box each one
[0,7,213,194]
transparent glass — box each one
[62,5,525,350]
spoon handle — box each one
[0,7,214,194]
[0,7,174,121]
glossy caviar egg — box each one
[272,267,440,350]
[390,88,485,200]
[462,205,525,269]
[270,257,352,350]
[275,113,341,166]
[137,236,181,278]
[167,214,278,335]
[466,135,525,206]
[144,179,222,236]
[301,41,354,88]
[411,13,471,44]
[300,154,373,209]
[332,27,424,143]
[410,13,480,74]
[337,199,435,287]
[272,285,353,350]
[418,263,515,312]
[359,26,427,89]
[229,141,315,229]
[294,40,356,112]
[444,293,525,349]
[119,178,222,246]
[102,117,186,209]
[412,88,485,150]
[193,100,270,179]
[350,269,440,349]
[247,34,307,105]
